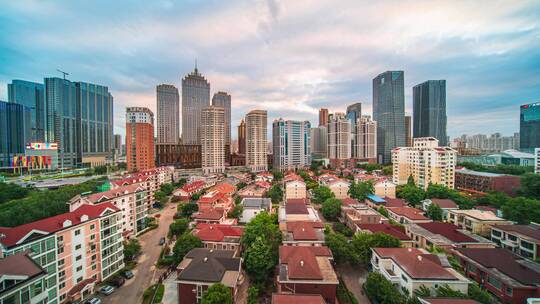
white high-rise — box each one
[246,110,267,172]
[272,119,311,171]
[327,113,351,160]
[356,116,377,162]
[211,92,231,147]
[156,84,179,144]
[181,66,210,145]
[201,106,225,174]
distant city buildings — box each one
[319,108,329,126]
[347,102,362,159]
[113,134,122,156]
[455,133,519,153]
[156,84,179,144]
[8,80,45,142]
[126,107,155,172]
[355,116,377,163]
[181,66,210,145]
[373,71,406,164]
[413,80,447,146]
[310,125,327,160]
[237,119,246,155]
[0,101,31,168]
[201,106,225,174]
[392,137,456,190]
[212,92,232,151]
[405,115,412,147]
[520,102,540,152]
[272,119,311,171]
[327,113,351,167]
[246,110,267,172]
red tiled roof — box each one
[285,201,309,215]
[0,203,119,248]
[192,208,224,220]
[197,191,226,204]
[431,199,458,209]
[194,223,243,242]
[67,278,97,296]
[341,198,359,206]
[0,251,44,277]
[357,224,412,241]
[279,246,331,280]
[255,181,272,189]
[387,207,430,221]
[416,222,477,243]
[211,183,236,195]
[474,205,499,214]
[86,184,142,203]
[182,180,206,192]
[111,175,151,187]
[286,198,308,205]
[272,294,325,304]
[286,221,324,241]
[383,197,407,207]
[373,248,458,280]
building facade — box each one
[181,67,210,145]
[355,116,377,163]
[520,102,540,152]
[405,115,412,147]
[310,126,327,160]
[201,106,225,174]
[126,107,155,172]
[156,144,201,168]
[327,113,351,167]
[413,80,447,146]
[347,102,362,158]
[373,71,406,164]
[237,119,246,155]
[156,84,179,144]
[8,79,45,142]
[272,119,311,171]
[246,110,267,172]
[0,101,32,168]
[211,92,231,148]
[319,108,329,126]
[455,168,521,197]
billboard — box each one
[26,142,58,150]
[10,155,52,169]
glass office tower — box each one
[520,102,540,152]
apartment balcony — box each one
[380,267,400,284]
[501,239,518,248]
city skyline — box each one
[1,1,539,139]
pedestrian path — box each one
[162,272,178,304]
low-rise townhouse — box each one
[406,222,494,250]
[386,207,432,224]
[447,209,513,237]
[491,224,540,260]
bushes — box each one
[364,272,406,304]
[142,284,165,304]
[173,234,203,264]
[337,278,358,304]
[168,218,189,238]
[333,222,353,237]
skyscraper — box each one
[156,84,179,144]
[319,108,329,126]
[520,102,540,152]
[44,78,114,168]
[356,116,377,163]
[310,126,327,159]
[373,71,406,164]
[114,134,122,156]
[413,80,447,146]
[405,115,412,147]
[126,107,154,172]
[347,102,362,158]
[272,119,311,171]
[0,101,31,167]
[212,92,231,147]
[327,113,351,167]
[181,66,210,145]
[246,110,267,172]
[201,106,225,174]
[237,119,246,155]
[8,80,45,142]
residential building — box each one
[535,148,540,174]
[447,209,513,237]
[328,180,350,199]
[355,116,377,163]
[285,180,307,200]
[276,246,338,303]
[155,144,201,168]
[197,190,234,214]
[413,80,447,146]
[156,84,179,144]
[371,248,470,296]
[212,92,232,156]
[44,78,114,168]
[273,119,311,171]
[0,252,49,304]
[357,224,414,247]
[310,126,327,159]
[239,198,271,223]
[365,194,406,209]
[8,79,45,142]
[237,119,246,155]
[318,108,329,126]
[347,102,362,158]
[126,107,154,172]
[327,113,351,168]
[373,71,406,164]
[374,179,396,199]
[421,199,459,219]
[282,221,325,246]
[491,224,540,260]
[0,101,31,168]
[405,115,412,146]
[201,106,225,174]
[342,205,386,231]
[192,223,243,256]
[406,222,494,250]
[272,294,325,304]
[520,102,540,152]
[176,249,241,304]
[386,207,432,224]
[181,66,210,145]
[455,168,521,197]
[237,183,269,198]
[279,199,320,223]
[246,110,268,172]
[113,134,122,157]
[455,248,540,304]
[392,137,456,190]
[192,207,227,224]
[173,180,207,200]
[458,133,519,153]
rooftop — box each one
[430,199,458,209]
[357,224,412,241]
[271,294,325,304]
[383,197,407,207]
[0,251,44,279]
[194,223,243,242]
[242,197,271,209]
[285,221,324,241]
[366,194,386,204]
[192,207,224,220]
[450,209,507,221]
[279,246,336,282]
[456,168,504,178]
[177,248,240,285]
[415,222,480,243]
[85,184,142,203]
[387,207,430,221]
[492,224,540,241]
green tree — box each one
[397,184,425,207]
[227,204,243,219]
[467,283,494,304]
[325,231,358,264]
[160,183,174,196]
[201,283,232,304]
[234,195,242,205]
[180,202,199,217]
[475,191,510,208]
[407,175,415,186]
[174,178,187,188]
[382,165,393,176]
[312,186,335,204]
[364,272,406,304]
[0,182,30,204]
[267,184,283,204]
[241,212,281,249]
[168,218,189,238]
[93,165,108,175]
[272,170,284,181]
[244,237,275,283]
[426,203,443,221]
[377,206,389,217]
[154,190,168,208]
[426,184,452,199]
[333,222,353,237]
[521,173,540,198]
[322,198,342,221]
[123,239,142,262]
[348,180,374,201]
[436,284,468,298]
[247,286,259,304]
[501,197,540,224]
[352,232,401,265]
[236,182,247,190]
[173,234,203,263]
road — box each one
[102,203,177,304]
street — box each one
[101,203,177,304]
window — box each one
[59,282,65,290]
[487,275,502,290]
[58,259,64,266]
[75,244,81,250]
[76,266,82,272]
[401,274,408,282]
[75,229,81,236]
[77,277,83,283]
[58,246,64,254]
[91,234,96,240]
[467,263,477,273]
[76,255,82,261]
[506,287,513,296]
[90,224,95,230]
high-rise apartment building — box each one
[310,126,327,159]
[319,108,329,126]
[44,78,114,168]
[8,79,45,142]
[355,116,377,163]
[392,137,456,190]
[181,67,210,145]
[413,80,447,146]
[272,119,311,171]
[520,102,540,152]
[156,84,179,144]
[327,113,351,167]
[373,71,405,164]
[458,133,518,153]
[245,110,267,172]
[0,101,31,167]
[238,119,246,155]
[201,106,225,174]
[405,115,412,147]
[347,102,362,158]
[212,92,231,146]
[126,107,155,172]
[114,134,122,154]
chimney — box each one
[417,255,422,261]
[300,260,304,267]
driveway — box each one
[102,203,177,304]
[336,264,370,303]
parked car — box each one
[99,286,115,295]
[159,237,166,246]
[123,270,134,279]
[110,276,125,287]
[85,298,101,304]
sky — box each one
[1,0,539,140]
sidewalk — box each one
[162,272,178,304]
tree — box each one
[377,206,389,217]
[244,237,275,283]
[364,272,406,304]
[234,195,242,205]
[397,184,425,207]
[247,286,260,304]
[325,231,358,264]
[333,222,353,237]
[475,191,509,208]
[322,198,342,221]
[312,186,335,204]
[426,203,443,221]
[227,204,243,219]
[123,239,142,262]
[241,212,282,255]
[180,202,199,217]
[168,218,189,238]
[352,232,401,265]
[267,184,283,204]
[160,183,174,196]
[407,175,416,186]
[154,191,168,208]
[348,180,374,201]
[0,182,30,204]
[426,184,452,199]
[174,178,187,188]
[501,197,540,224]
[521,173,540,198]
[93,165,108,175]
[436,284,468,298]
[467,283,494,304]
[173,234,203,263]
[272,170,284,181]
[382,165,393,176]
[201,283,232,304]
[236,182,247,190]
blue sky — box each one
[1,0,539,139]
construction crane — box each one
[56,69,69,80]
